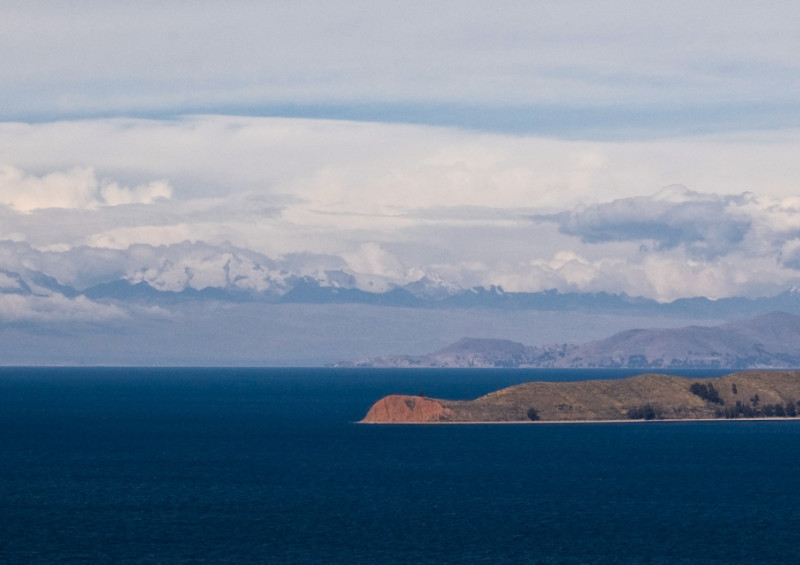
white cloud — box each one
[528,190,800,298]
[5,118,800,215]
[2,1,800,124]
[100,179,171,206]
[1,117,800,301]
[0,293,126,323]
[339,243,409,291]
[0,165,97,212]
[86,224,197,250]
[0,164,171,213]
[544,188,752,258]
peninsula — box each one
[361,370,800,423]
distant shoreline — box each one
[358,417,800,425]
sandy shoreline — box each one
[357,417,800,425]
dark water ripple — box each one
[1,367,798,564]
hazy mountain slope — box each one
[568,311,800,368]
[345,311,800,369]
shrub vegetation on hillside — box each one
[689,382,723,404]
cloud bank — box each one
[1,116,800,307]
[3,1,800,138]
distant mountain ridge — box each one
[72,277,800,318]
[340,311,800,369]
[8,260,800,320]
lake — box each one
[1,367,798,564]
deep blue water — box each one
[1,367,799,564]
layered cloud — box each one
[543,187,800,261]
[4,1,800,138]
[527,188,800,300]
[544,186,753,259]
[2,116,800,302]
[0,293,127,324]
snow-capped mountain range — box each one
[5,252,800,320]
[6,240,800,366]
[5,240,800,327]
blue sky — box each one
[3,0,800,326]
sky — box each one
[3,0,800,333]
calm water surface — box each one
[1,367,798,564]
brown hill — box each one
[360,370,800,423]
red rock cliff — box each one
[360,395,451,423]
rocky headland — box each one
[360,370,800,423]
